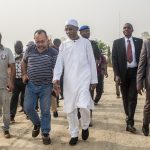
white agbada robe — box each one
[53,37,98,113]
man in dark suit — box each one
[137,39,150,136]
[112,23,143,133]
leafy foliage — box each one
[95,40,112,65]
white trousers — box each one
[67,108,90,137]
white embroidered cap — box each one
[65,19,78,27]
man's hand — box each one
[104,71,108,78]
[137,85,144,95]
[53,80,60,86]
[6,81,14,92]
[90,84,97,91]
[53,80,61,96]
[115,76,121,85]
[22,74,29,84]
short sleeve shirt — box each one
[0,47,15,88]
[23,45,58,85]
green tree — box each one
[96,40,112,65]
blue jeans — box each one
[24,81,52,134]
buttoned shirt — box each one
[0,46,15,88]
[124,37,137,68]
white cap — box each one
[65,19,78,27]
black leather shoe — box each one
[10,117,15,123]
[116,94,120,98]
[142,124,149,136]
[4,130,11,138]
[94,99,98,105]
[89,121,93,127]
[26,115,29,120]
[69,137,78,145]
[53,111,58,118]
[126,125,136,133]
[32,125,40,137]
[42,133,51,145]
[82,128,89,140]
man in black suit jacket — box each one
[112,23,143,133]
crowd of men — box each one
[0,19,150,146]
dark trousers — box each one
[94,74,104,103]
[143,90,150,124]
[116,83,120,96]
[10,78,25,118]
[120,68,137,126]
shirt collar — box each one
[67,37,80,42]
[124,36,133,42]
[34,46,49,54]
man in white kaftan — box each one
[53,19,97,145]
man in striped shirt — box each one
[22,29,58,145]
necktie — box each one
[127,39,133,63]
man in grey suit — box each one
[112,23,143,133]
[137,39,150,136]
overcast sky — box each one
[0,0,150,51]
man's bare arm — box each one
[8,63,16,92]
[21,61,29,83]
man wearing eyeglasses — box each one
[22,29,58,145]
